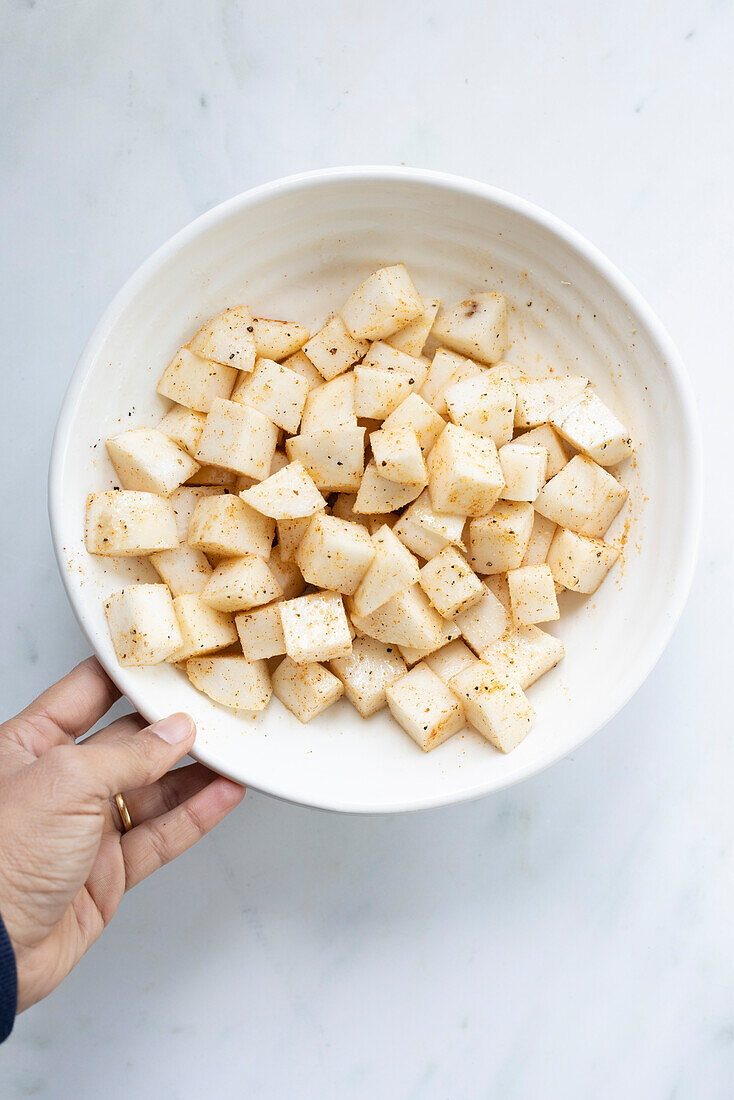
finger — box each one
[10,658,120,755]
[117,763,218,827]
[121,777,245,890]
[76,713,196,800]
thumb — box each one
[78,713,196,799]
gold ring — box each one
[114,792,134,833]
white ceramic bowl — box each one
[49,167,702,814]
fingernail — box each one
[151,713,194,745]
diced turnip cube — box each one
[172,594,238,659]
[498,442,548,502]
[150,545,213,596]
[369,426,427,488]
[169,486,223,542]
[157,405,207,456]
[549,390,633,466]
[467,501,534,573]
[392,490,466,559]
[351,524,420,617]
[386,664,465,751]
[534,455,628,537]
[157,347,237,413]
[419,546,484,619]
[513,424,570,479]
[195,398,277,479]
[546,527,620,593]
[188,305,256,372]
[267,542,306,600]
[424,638,478,685]
[421,348,484,415]
[384,297,440,356]
[276,515,314,561]
[380,394,446,454]
[354,461,423,514]
[303,315,369,380]
[453,585,508,653]
[481,625,564,688]
[188,495,275,558]
[251,316,310,360]
[235,603,286,660]
[366,512,400,534]
[513,375,589,428]
[295,514,375,595]
[279,591,352,664]
[272,657,344,723]
[397,619,461,666]
[444,372,516,447]
[450,663,535,752]
[349,584,445,651]
[340,264,423,341]
[201,555,282,612]
[286,428,365,492]
[282,349,324,390]
[300,372,356,433]
[428,423,504,516]
[331,493,369,527]
[105,584,183,666]
[240,461,326,520]
[231,357,309,433]
[106,428,199,497]
[185,465,238,489]
[485,572,512,613]
[521,512,557,566]
[354,365,426,419]
[432,291,507,365]
[507,565,559,625]
[361,341,426,373]
[187,655,272,711]
[86,491,178,556]
[330,636,407,718]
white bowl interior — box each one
[50,172,699,812]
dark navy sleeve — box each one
[0,911,17,1043]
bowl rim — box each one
[48,165,703,814]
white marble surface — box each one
[0,0,732,1096]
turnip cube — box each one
[188,305,256,373]
[282,349,324,390]
[351,524,421,617]
[188,495,275,558]
[300,372,356,433]
[251,316,310,360]
[157,405,207,456]
[481,625,564,688]
[272,658,344,723]
[201,556,282,612]
[513,375,589,428]
[150,545,213,596]
[380,394,446,454]
[240,462,325,520]
[330,636,407,717]
[432,291,507,365]
[384,297,440,356]
[521,512,557,566]
[428,423,504,517]
[195,398,277,479]
[450,663,535,752]
[187,655,272,711]
[485,573,512,614]
[453,585,508,653]
[295,514,375,595]
[172,594,238,659]
[303,315,369,380]
[235,604,286,660]
[170,486,223,542]
[546,527,620,593]
[354,461,423,514]
[514,424,569,479]
[286,428,365,492]
[185,465,238,489]
[354,365,426,420]
[467,502,534,573]
[276,514,318,561]
[549,390,633,466]
[534,455,628,537]
[386,664,465,751]
[419,546,484,619]
[231,357,309,433]
[393,490,465,559]
[498,443,548,502]
[507,565,560,625]
[331,493,369,527]
[105,584,183,666]
[424,638,478,685]
[370,426,427,487]
[86,491,178,556]
[157,347,237,413]
[279,591,352,664]
[106,428,199,497]
[267,542,306,600]
[444,372,516,447]
[340,264,423,341]
[350,584,445,651]
[397,619,461,666]
[421,348,483,414]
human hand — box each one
[0,658,245,1012]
